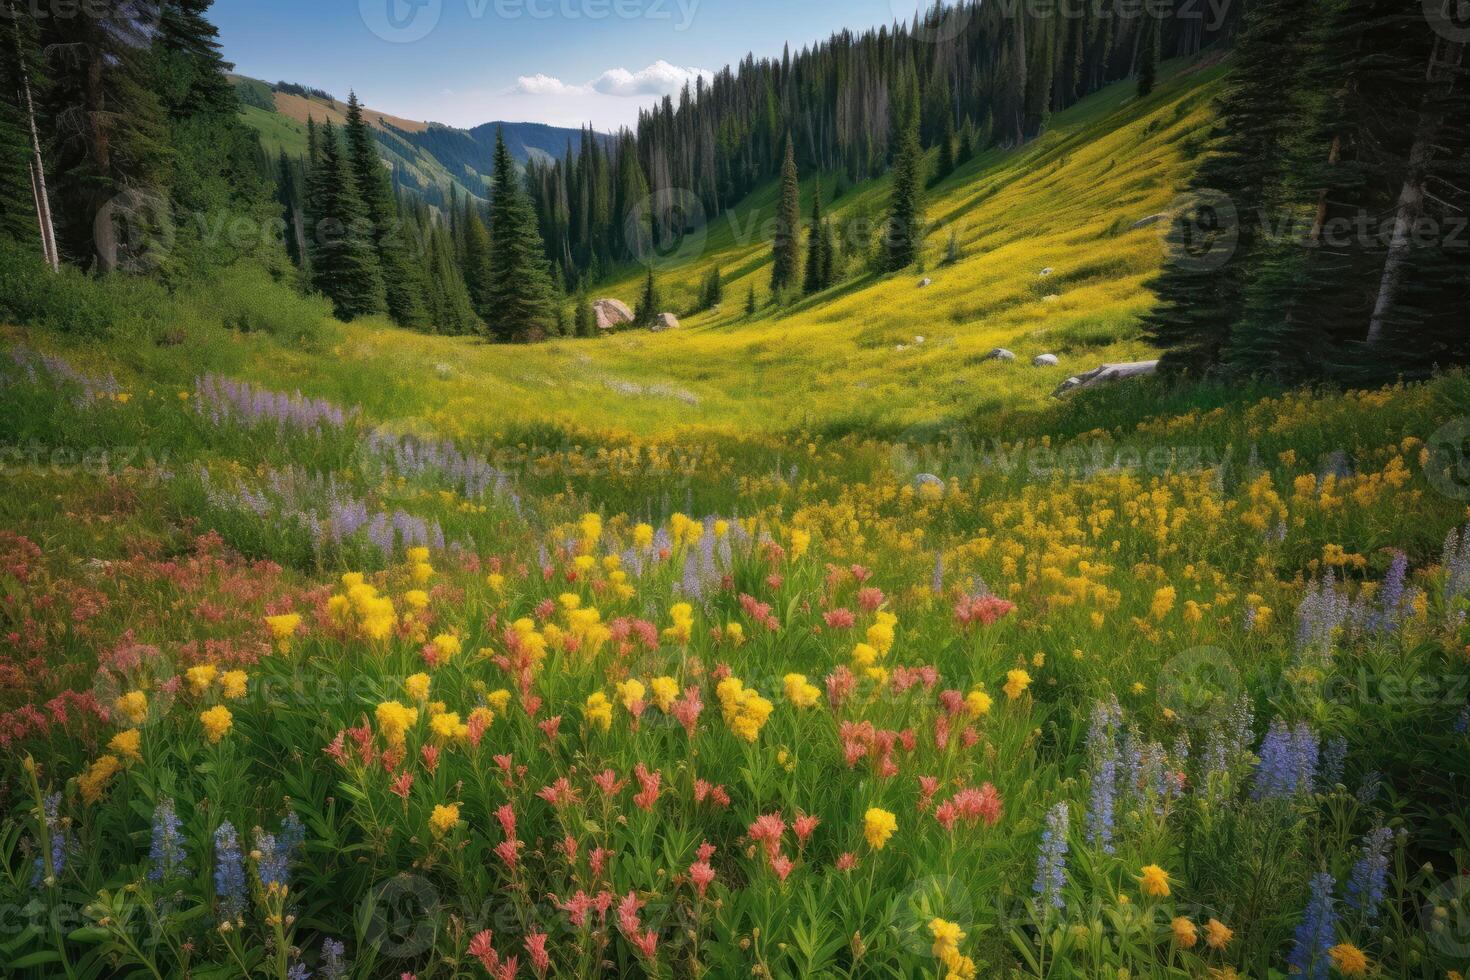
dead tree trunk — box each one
[10,3,58,271]
[1366,29,1464,345]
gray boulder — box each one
[918,277,933,288]
[651,312,681,332]
[1130,213,1168,230]
[1033,353,1059,367]
[980,347,1016,362]
[593,298,634,331]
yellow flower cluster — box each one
[1003,669,1031,701]
[585,691,613,731]
[79,754,123,803]
[115,690,149,725]
[929,918,976,979]
[715,676,773,742]
[200,705,233,743]
[429,802,459,837]
[663,603,696,645]
[782,673,821,708]
[328,573,398,641]
[375,700,419,744]
[265,613,302,652]
[649,676,679,711]
[863,807,897,850]
[108,728,142,763]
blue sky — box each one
[212,0,931,130]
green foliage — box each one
[771,137,801,292]
[484,126,557,341]
[883,111,925,272]
[307,121,387,321]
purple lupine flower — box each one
[1321,736,1347,789]
[148,798,188,883]
[1363,551,1410,636]
[254,829,290,889]
[1252,720,1320,798]
[1443,527,1470,612]
[1356,770,1382,807]
[1085,698,1122,854]
[30,792,66,888]
[320,939,348,980]
[214,821,247,921]
[1033,802,1070,913]
[1296,570,1350,663]
[1346,826,1392,918]
[1288,872,1337,979]
[286,963,311,980]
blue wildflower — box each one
[1033,802,1070,913]
[214,821,247,921]
[1084,698,1122,854]
[1320,736,1347,789]
[1254,719,1319,800]
[286,964,311,980]
[148,798,188,883]
[1288,872,1337,979]
[30,792,66,888]
[320,939,348,980]
[1346,826,1393,919]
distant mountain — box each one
[230,75,607,208]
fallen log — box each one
[1052,360,1159,397]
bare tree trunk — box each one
[10,2,58,271]
[1366,30,1464,345]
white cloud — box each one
[513,60,713,100]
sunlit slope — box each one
[240,57,1225,440]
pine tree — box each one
[771,136,801,292]
[485,126,557,341]
[945,229,961,265]
[934,110,956,183]
[700,266,724,310]
[1137,14,1159,99]
[883,109,925,272]
[461,198,492,317]
[745,283,758,316]
[308,121,386,320]
[574,286,595,337]
[421,217,481,335]
[820,218,837,288]
[1141,0,1318,375]
[635,266,660,326]
[958,119,975,166]
[804,191,827,295]
[0,10,39,247]
[344,92,427,329]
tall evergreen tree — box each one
[0,9,39,248]
[635,266,660,326]
[804,191,828,295]
[344,91,427,329]
[883,109,925,271]
[771,136,801,292]
[461,199,492,318]
[307,120,386,320]
[1137,14,1159,98]
[574,285,595,337]
[485,125,557,341]
[1142,0,1319,375]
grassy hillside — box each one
[209,57,1225,442]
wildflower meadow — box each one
[2,334,1469,979]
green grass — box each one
[214,57,1225,442]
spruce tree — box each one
[820,218,837,288]
[485,126,557,341]
[0,10,38,247]
[308,121,386,320]
[461,199,492,317]
[1137,14,1159,98]
[958,119,975,166]
[883,110,925,272]
[344,92,427,329]
[804,191,827,295]
[1141,0,1318,375]
[745,283,758,316]
[635,266,660,326]
[935,110,956,183]
[574,286,595,337]
[771,136,801,292]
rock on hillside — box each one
[594,299,634,331]
[652,313,681,332]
